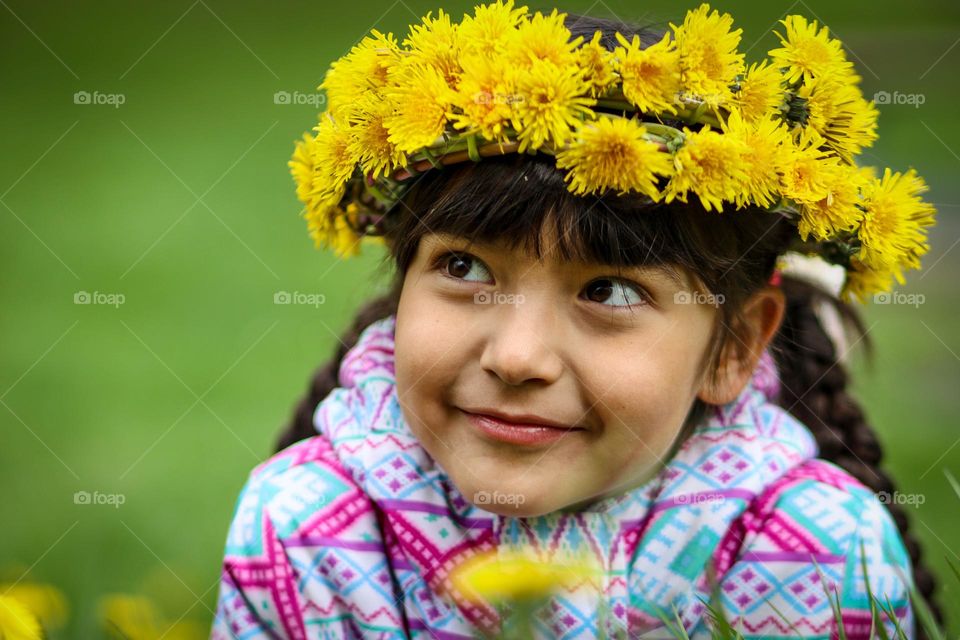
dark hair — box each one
[278,11,942,628]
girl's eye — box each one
[441,253,493,283]
[583,278,647,308]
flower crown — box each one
[289,1,936,303]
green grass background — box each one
[1,0,958,635]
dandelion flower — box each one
[512,60,595,152]
[448,53,518,142]
[385,63,455,153]
[457,0,527,55]
[733,60,786,123]
[857,168,936,271]
[402,9,461,88]
[509,8,582,70]
[777,129,842,205]
[842,257,898,303]
[345,95,407,179]
[450,549,601,604]
[671,3,745,107]
[796,76,877,161]
[769,15,855,85]
[555,116,672,198]
[0,595,43,640]
[664,125,749,212]
[289,132,318,206]
[723,112,790,208]
[578,31,618,97]
[796,162,866,241]
[313,115,358,196]
[321,30,401,117]
[614,31,681,115]
[305,203,364,258]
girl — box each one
[211,3,940,638]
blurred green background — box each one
[1,0,958,636]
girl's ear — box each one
[697,286,786,406]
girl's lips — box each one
[461,410,584,447]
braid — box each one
[274,284,401,452]
[771,275,943,630]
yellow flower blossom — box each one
[321,30,401,117]
[796,162,866,241]
[857,168,936,271]
[402,9,461,88]
[578,31,618,97]
[769,15,856,85]
[305,202,364,258]
[734,60,785,123]
[723,112,791,208]
[345,94,407,179]
[776,128,843,205]
[614,31,681,115]
[512,59,595,152]
[448,53,519,142]
[385,63,455,153]
[796,76,877,161]
[555,116,673,198]
[289,132,318,206]
[842,257,901,303]
[671,3,745,108]
[664,125,749,212]
[0,595,43,640]
[457,0,527,55]
[509,8,582,70]
[451,549,601,603]
[313,115,358,196]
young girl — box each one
[211,3,940,638]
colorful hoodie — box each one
[210,315,914,639]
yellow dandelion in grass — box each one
[671,3,745,108]
[402,9,461,89]
[0,594,43,640]
[450,549,601,604]
[578,31,617,97]
[615,31,682,115]
[664,125,749,212]
[796,162,867,241]
[734,60,786,123]
[321,30,401,117]
[555,116,673,198]
[512,60,595,153]
[449,53,518,142]
[457,0,527,55]
[345,95,407,180]
[796,76,877,161]
[385,63,455,153]
[305,202,364,258]
[313,115,358,195]
[842,257,898,303]
[723,112,791,208]
[769,15,856,86]
[857,168,936,272]
[509,8,582,70]
[776,128,841,205]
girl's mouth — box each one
[459,409,585,447]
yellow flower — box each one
[0,595,43,640]
[614,31,681,115]
[289,132,318,206]
[313,114,358,197]
[402,9,461,88]
[305,202,364,258]
[671,3,745,108]
[385,63,454,153]
[842,257,898,303]
[768,15,856,85]
[796,76,877,161]
[555,116,673,198]
[448,53,518,142]
[723,112,790,208]
[857,168,936,271]
[776,128,843,204]
[508,8,582,69]
[345,94,407,180]
[0,583,68,632]
[664,125,749,212]
[457,0,528,55]
[796,162,866,241]
[734,60,785,123]
[578,31,618,97]
[512,60,595,152]
[450,549,601,604]
[321,30,401,118]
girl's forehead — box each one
[421,232,688,287]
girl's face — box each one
[394,229,724,517]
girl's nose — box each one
[478,302,565,387]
